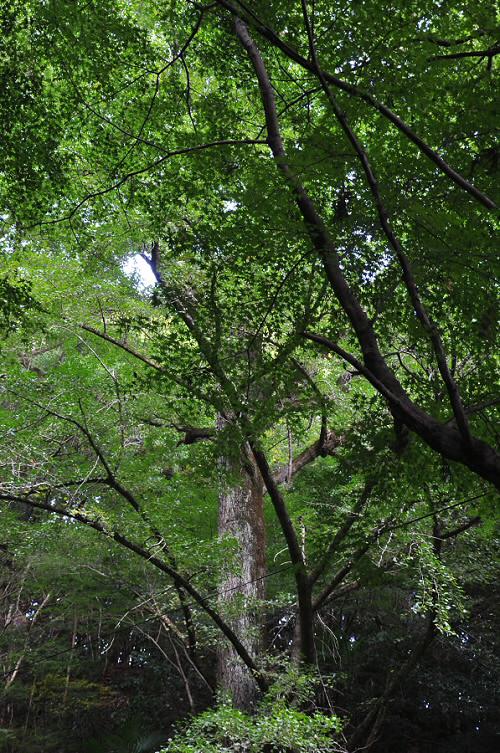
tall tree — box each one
[0,1,498,749]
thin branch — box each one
[81,322,216,406]
[80,324,163,370]
[309,480,374,586]
[312,491,487,611]
[290,357,328,445]
[0,492,265,688]
[33,140,267,227]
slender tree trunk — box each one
[217,416,266,710]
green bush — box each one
[161,680,344,753]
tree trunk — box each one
[217,416,266,710]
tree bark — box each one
[216,415,266,709]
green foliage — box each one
[0,0,498,751]
[406,535,467,635]
[163,689,343,753]
[0,273,39,338]
[86,717,167,753]
[0,729,15,752]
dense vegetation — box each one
[0,1,498,751]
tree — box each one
[0,1,498,750]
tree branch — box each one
[272,430,343,487]
[80,324,163,371]
[300,0,472,445]
[35,139,267,227]
[0,492,265,688]
[248,440,315,662]
[218,0,496,209]
[309,480,374,586]
[233,17,500,488]
[171,424,216,445]
[431,44,500,60]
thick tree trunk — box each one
[217,417,266,710]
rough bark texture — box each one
[217,416,266,710]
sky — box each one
[122,254,157,289]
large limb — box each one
[233,19,500,489]
[270,357,344,484]
[271,429,342,486]
[300,0,472,446]
[248,442,315,663]
[219,0,496,210]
